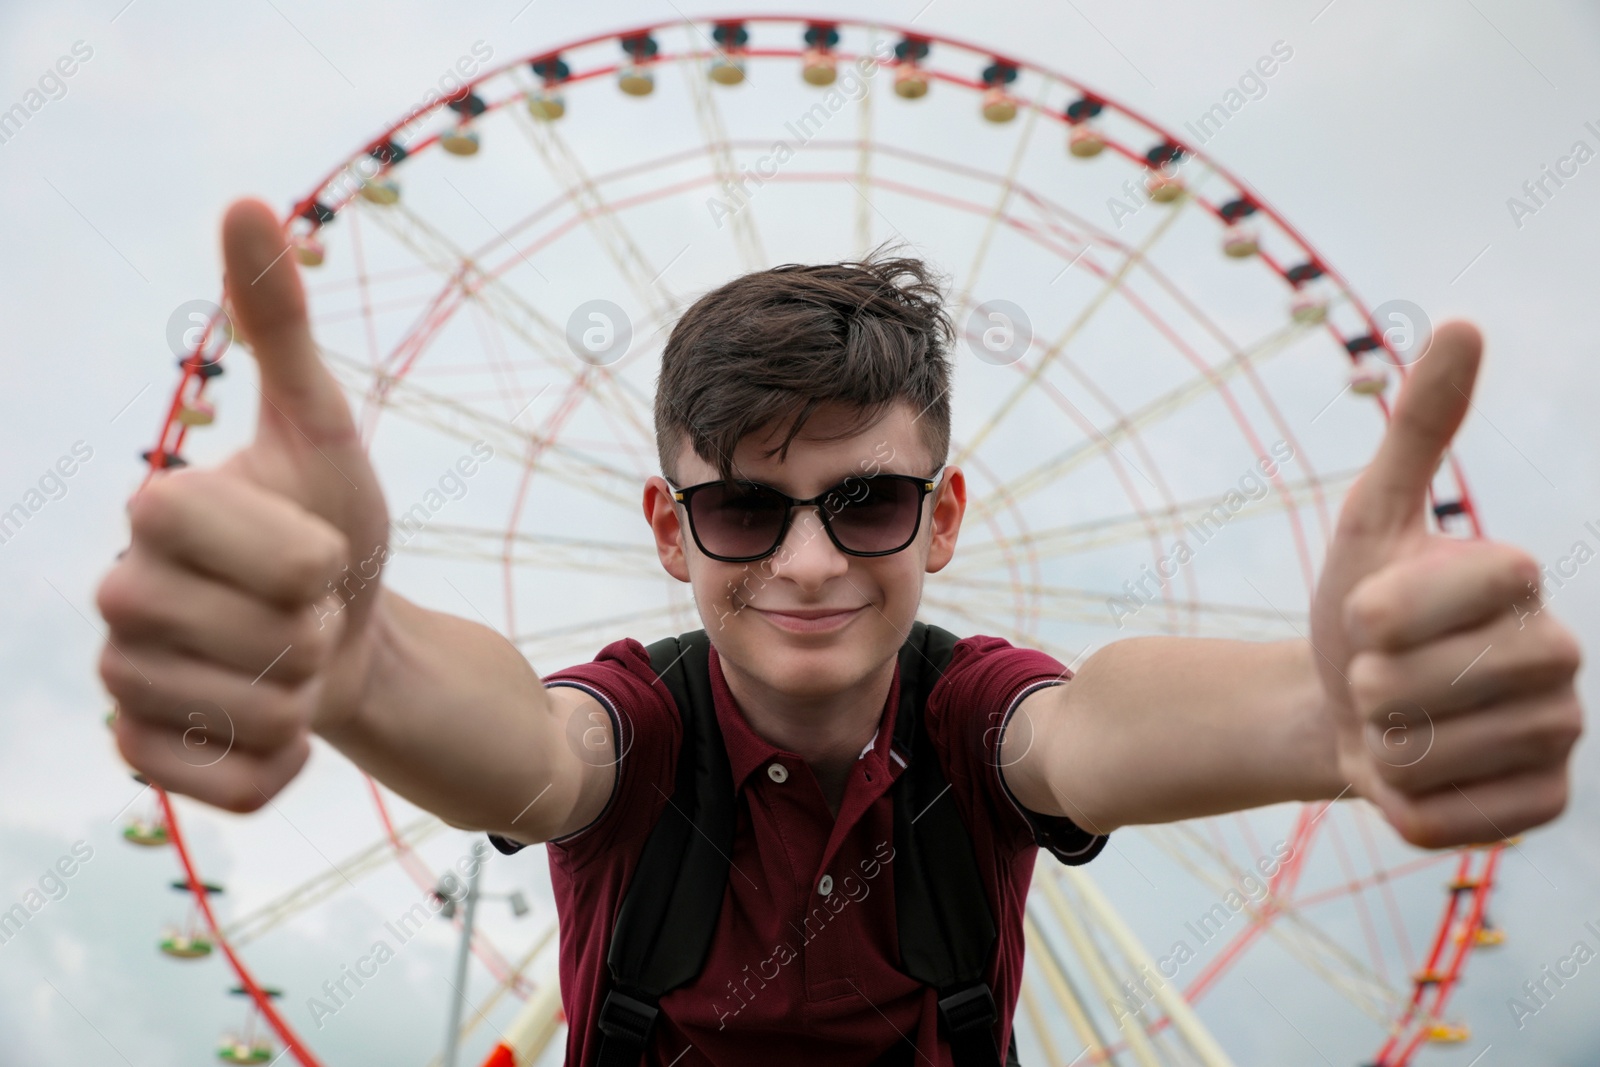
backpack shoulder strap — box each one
[594,628,731,1067]
[892,620,1009,1067]
[597,623,1016,1067]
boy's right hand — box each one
[96,198,391,813]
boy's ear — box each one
[925,466,965,574]
[644,476,692,582]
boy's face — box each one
[642,399,966,706]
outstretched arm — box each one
[1004,322,1584,844]
[317,586,614,845]
[1002,634,1339,835]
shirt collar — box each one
[707,642,902,791]
[857,728,879,760]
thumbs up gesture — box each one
[1310,321,1584,848]
[96,199,391,812]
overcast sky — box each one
[2,1,1598,1065]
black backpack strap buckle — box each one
[938,982,997,1035]
[597,989,659,1045]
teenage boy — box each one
[97,200,1583,1065]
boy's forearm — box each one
[1046,635,1346,831]
[317,585,564,838]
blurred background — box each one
[2,1,1598,1064]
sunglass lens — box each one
[693,482,789,559]
[826,477,922,553]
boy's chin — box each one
[728,629,890,694]
[753,656,863,701]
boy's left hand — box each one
[1309,320,1584,848]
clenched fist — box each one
[1311,321,1584,849]
[95,199,390,813]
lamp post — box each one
[438,847,531,1067]
[440,856,480,1067]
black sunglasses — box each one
[665,466,947,563]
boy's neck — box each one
[719,654,896,818]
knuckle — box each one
[97,642,141,698]
[1511,773,1571,835]
[1381,763,1427,799]
[1535,773,1571,825]
[94,563,142,630]
[1510,619,1584,692]
[1409,824,1447,850]
[305,598,348,652]
[278,527,348,601]
[286,689,320,742]
[305,605,344,660]
[256,652,310,689]
[1498,543,1540,585]
[278,629,332,684]
[127,469,203,543]
[1386,798,1434,848]
[1372,759,1407,791]
[219,741,309,813]
[1540,694,1585,757]
[1542,624,1583,676]
[1343,583,1395,648]
[124,482,171,543]
[1348,651,1390,713]
[1380,754,1424,791]
[110,714,152,771]
[256,692,313,750]
[288,617,327,667]
[272,605,340,677]
[1405,805,1455,850]
[216,776,269,814]
[1565,695,1586,745]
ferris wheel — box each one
[119,14,1511,1066]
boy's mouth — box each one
[750,606,865,633]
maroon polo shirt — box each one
[489,632,1109,1065]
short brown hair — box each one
[654,242,955,485]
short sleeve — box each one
[484,638,679,870]
[923,635,1109,866]
[992,679,1109,865]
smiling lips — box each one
[751,606,865,633]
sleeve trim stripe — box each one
[995,678,1106,859]
[542,679,621,847]
[995,678,1063,829]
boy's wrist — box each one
[1290,637,1348,802]
[313,583,394,743]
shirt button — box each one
[818,874,834,897]
[767,762,789,783]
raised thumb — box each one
[1343,319,1482,538]
[220,197,355,445]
